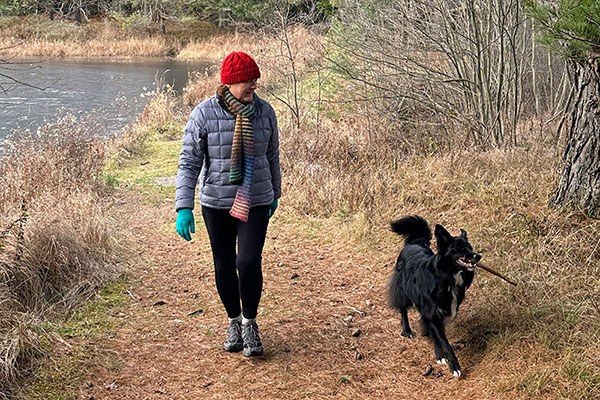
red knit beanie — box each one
[220,51,261,84]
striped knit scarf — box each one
[219,85,256,222]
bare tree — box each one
[332,0,570,148]
[259,3,329,131]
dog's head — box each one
[434,224,481,271]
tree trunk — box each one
[551,58,600,218]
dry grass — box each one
[176,31,254,61]
[177,25,321,62]
[180,26,323,106]
[0,116,124,390]
[0,15,290,61]
[0,16,172,59]
[0,36,169,59]
[0,85,185,394]
[182,68,221,108]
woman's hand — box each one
[268,199,279,218]
[176,209,195,241]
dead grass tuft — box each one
[0,115,124,388]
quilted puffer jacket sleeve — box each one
[267,105,282,199]
[175,106,206,211]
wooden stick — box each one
[476,262,518,286]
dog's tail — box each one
[387,271,404,311]
[390,215,431,245]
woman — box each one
[174,51,281,357]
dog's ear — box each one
[460,229,468,240]
[434,224,453,250]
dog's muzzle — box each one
[457,254,481,271]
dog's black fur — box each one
[387,215,481,378]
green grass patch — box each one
[105,138,180,195]
[55,279,127,340]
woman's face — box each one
[229,79,258,103]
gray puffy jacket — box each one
[175,94,281,211]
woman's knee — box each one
[236,255,262,275]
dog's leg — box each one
[424,318,462,378]
[400,307,413,339]
[423,318,446,364]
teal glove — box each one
[268,199,279,218]
[176,209,195,241]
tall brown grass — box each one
[0,82,183,390]
[0,15,175,59]
[176,30,294,61]
[0,116,124,389]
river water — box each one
[0,58,209,140]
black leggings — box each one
[201,206,270,319]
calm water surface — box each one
[0,58,209,140]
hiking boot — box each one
[224,320,243,352]
[241,320,264,357]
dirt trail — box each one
[78,191,513,400]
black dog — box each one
[387,215,481,378]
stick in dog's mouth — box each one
[473,262,518,286]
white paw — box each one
[452,370,462,379]
[436,358,448,365]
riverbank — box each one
[0,15,170,58]
[0,15,262,61]
[0,83,182,396]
